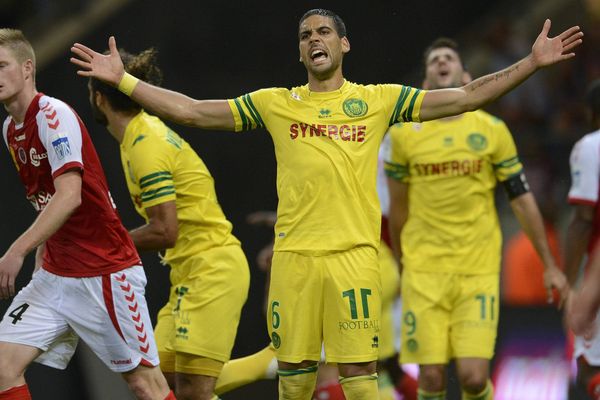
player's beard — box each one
[90,101,108,126]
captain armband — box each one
[502,172,530,200]
[117,72,139,96]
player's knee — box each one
[0,357,22,386]
[457,363,489,393]
[418,365,445,391]
[459,372,488,395]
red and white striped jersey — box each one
[568,129,600,254]
[2,93,140,277]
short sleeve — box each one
[490,118,522,182]
[384,123,410,182]
[37,101,83,178]
[568,135,600,205]
[227,89,271,132]
[381,84,426,126]
[128,134,176,209]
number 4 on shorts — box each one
[8,303,29,325]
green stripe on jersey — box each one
[140,171,172,186]
[141,186,176,201]
[243,94,265,128]
[405,89,421,122]
[277,365,318,377]
[494,156,520,169]
[233,98,250,130]
[390,86,409,126]
[140,176,172,189]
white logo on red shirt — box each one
[29,148,47,167]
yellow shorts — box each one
[268,246,382,364]
[400,270,499,365]
[378,242,401,360]
[156,244,250,373]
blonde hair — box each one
[0,29,36,74]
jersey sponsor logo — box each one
[337,319,379,331]
[15,133,26,141]
[29,148,47,167]
[467,133,488,151]
[342,98,368,117]
[289,123,367,142]
[17,147,27,164]
[50,134,71,160]
[414,159,483,176]
[27,191,53,211]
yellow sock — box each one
[378,370,396,400]
[214,344,277,395]
[418,388,446,400]
[462,380,493,400]
[339,373,379,400]
[278,364,318,400]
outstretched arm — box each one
[71,36,235,130]
[420,20,583,121]
[510,192,569,306]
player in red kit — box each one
[0,29,174,400]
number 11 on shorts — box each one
[342,288,371,319]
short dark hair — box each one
[422,37,464,73]
[89,48,163,113]
[586,79,600,119]
[299,9,347,38]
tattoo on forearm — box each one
[468,64,520,92]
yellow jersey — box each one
[385,110,522,274]
[120,111,239,267]
[228,80,425,254]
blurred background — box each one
[0,0,596,398]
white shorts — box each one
[0,266,159,372]
[574,311,600,365]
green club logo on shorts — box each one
[466,133,488,151]
[406,338,418,352]
[272,332,281,349]
[342,98,368,117]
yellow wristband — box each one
[117,72,139,96]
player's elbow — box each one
[162,226,178,248]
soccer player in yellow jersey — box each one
[86,49,254,400]
[384,38,569,400]
[71,9,582,400]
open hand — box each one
[70,36,125,86]
[532,19,583,68]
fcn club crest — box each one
[342,98,368,117]
[466,133,488,151]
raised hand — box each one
[532,19,583,67]
[70,36,125,86]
